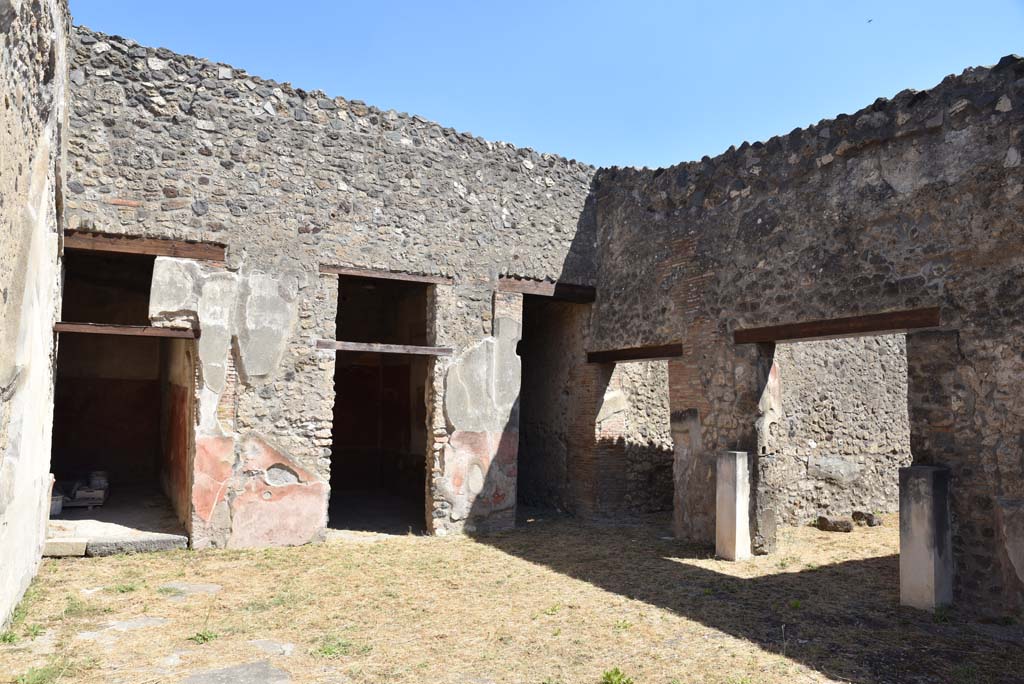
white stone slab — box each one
[899,465,953,610]
[716,451,751,561]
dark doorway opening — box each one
[516,295,587,517]
[328,276,429,534]
[517,295,676,522]
[49,250,191,551]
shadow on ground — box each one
[474,515,1024,684]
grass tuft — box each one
[107,583,139,594]
[14,656,96,684]
[60,595,107,620]
[600,667,634,684]
[312,633,354,659]
[187,629,218,644]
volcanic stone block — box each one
[899,465,953,610]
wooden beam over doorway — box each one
[497,277,596,303]
[586,342,684,364]
[316,339,454,356]
[64,231,226,261]
[733,307,942,344]
[319,264,454,285]
[54,322,197,339]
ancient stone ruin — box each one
[2,0,1021,624]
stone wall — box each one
[766,335,911,524]
[614,361,673,513]
[591,56,1024,615]
[0,0,68,625]
[591,361,673,515]
[64,25,596,543]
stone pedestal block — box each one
[899,465,953,610]
[716,451,751,561]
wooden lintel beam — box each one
[316,339,453,356]
[54,322,197,339]
[319,264,453,285]
[64,231,226,261]
[733,307,942,344]
[586,342,684,364]
[497,277,596,303]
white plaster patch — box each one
[1005,147,1021,168]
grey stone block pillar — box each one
[899,465,953,610]
[716,451,751,561]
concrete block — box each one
[899,465,953,610]
[43,538,88,557]
[716,451,751,561]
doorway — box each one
[49,249,193,552]
[328,275,430,533]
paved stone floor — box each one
[47,486,188,555]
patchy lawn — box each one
[1,513,1021,684]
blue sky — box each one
[70,1,1023,168]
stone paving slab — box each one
[75,616,169,645]
[181,660,291,683]
[159,581,223,602]
[249,639,295,656]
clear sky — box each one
[69,1,1023,169]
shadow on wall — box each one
[451,185,602,533]
[603,436,674,514]
[460,180,675,529]
[467,518,1023,684]
[567,435,674,518]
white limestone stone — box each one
[716,451,751,561]
[899,465,954,610]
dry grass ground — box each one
[1,513,1021,684]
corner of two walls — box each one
[0,0,69,625]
